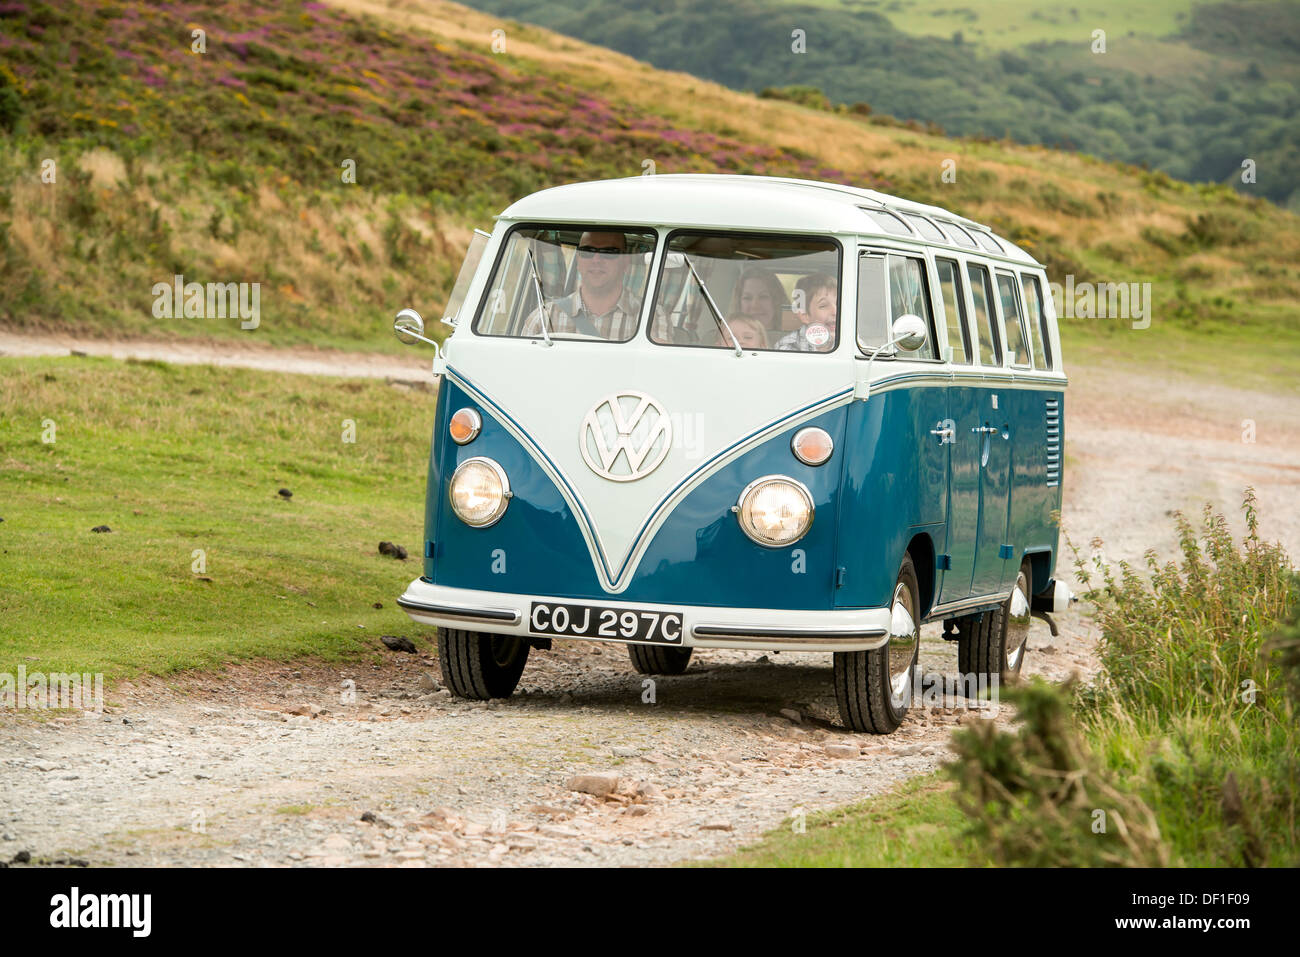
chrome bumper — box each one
[397,579,891,652]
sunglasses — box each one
[576,245,625,259]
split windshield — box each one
[472,226,841,351]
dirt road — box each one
[2,332,1296,866]
[0,620,1098,868]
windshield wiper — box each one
[523,246,554,347]
[682,256,743,356]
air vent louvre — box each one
[1045,397,1061,487]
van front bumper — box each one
[397,578,891,653]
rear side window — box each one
[966,263,1001,366]
[934,258,971,364]
[1020,274,1052,370]
[995,272,1031,369]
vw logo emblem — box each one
[580,391,672,482]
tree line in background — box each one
[466,0,1300,209]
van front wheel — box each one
[833,554,920,734]
[627,643,693,675]
[437,627,529,699]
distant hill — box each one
[1,0,1297,382]
[460,0,1300,209]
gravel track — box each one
[3,332,1296,867]
[0,618,1096,868]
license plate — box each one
[528,602,684,645]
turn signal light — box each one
[449,408,482,445]
[791,427,834,466]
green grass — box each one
[0,355,436,678]
[829,0,1199,50]
[714,776,987,867]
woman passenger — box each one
[729,268,787,339]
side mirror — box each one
[394,308,425,346]
[890,314,927,352]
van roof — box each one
[500,174,1040,267]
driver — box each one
[523,231,643,340]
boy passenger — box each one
[775,273,837,352]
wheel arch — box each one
[1023,547,1054,596]
[905,532,937,618]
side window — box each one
[966,262,1001,367]
[1020,273,1052,370]
[995,272,1031,369]
[886,255,937,359]
[934,258,971,365]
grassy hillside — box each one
[819,0,1201,50]
[1,0,1298,384]
[463,0,1300,207]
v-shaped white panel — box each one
[446,336,853,593]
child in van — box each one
[776,274,837,352]
[715,314,768,350]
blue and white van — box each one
[395,174,1073,733]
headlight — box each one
[449,457,511,527]
[734,475,814,547]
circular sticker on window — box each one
[805,323,830,347]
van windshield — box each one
[474,226,657,342]
[649,232,841,352]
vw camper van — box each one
[394,175,1073,734]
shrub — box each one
[757,85,831,112]
[947,679,1168,866]
[950,492,1299,866]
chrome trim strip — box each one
[926,591,1012,619]
[861,369,1068,395]
[692,624,887,642]
[395,597,522,625]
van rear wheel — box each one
[956,560,1031,690]
[627,643,693,675]
[833,554,920,734]
[437,627,529,699]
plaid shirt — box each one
[523,288,646,341]
[775,324,834,353]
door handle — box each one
[971,426,997,434]
[929,426,954,442]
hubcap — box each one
[1005,571,1031,672]
[887,581,918,706]
[490,635,522,668]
